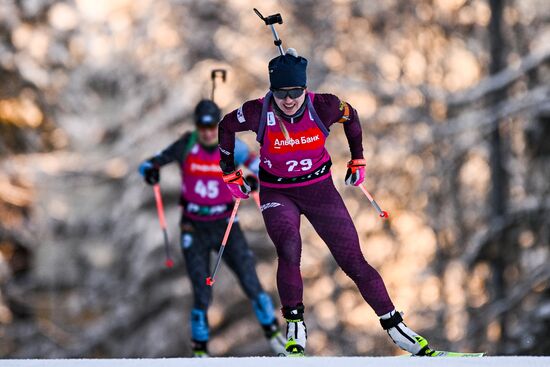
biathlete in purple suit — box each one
[139,100,286,357]
[218,49,435,356]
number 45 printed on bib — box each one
[194,180,219,198]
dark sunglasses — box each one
[271,87,305,99]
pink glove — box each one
[345,159,366,186]
[222,169,251,199]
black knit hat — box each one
[268,49,308,89]
[194,99,220,127]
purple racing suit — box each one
[218,92,394,316]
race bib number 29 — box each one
[286,159,313,172]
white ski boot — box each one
[262,321,287,356]
[282,304,307,357]
[380,310,435,356]
[253,292,287,356]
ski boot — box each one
[190,308,209,358]
[191,340,209,358]
[262,320,287,356]
[380,310,435,356]
[253,292,286,356]
[282,303,307,357]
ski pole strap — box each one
[347,159,366,174]
[347,159,366,168]
[222,169,246,185]
[379,311,403,330]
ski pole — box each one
[253,8,285,56]
[359,185,389,219]
[153,184,174,268]
[246,174,261,209]
[210,69,227,102]
[252,191,261,209]
[206,198,241,286]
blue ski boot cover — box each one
[190,308,209,357]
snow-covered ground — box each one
[1,357,549,367]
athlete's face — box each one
[197,125,218,146]
[273,87,307,115]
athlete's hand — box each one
[345,159,366,186]
[139,161,160,185]
[223,169,251,199]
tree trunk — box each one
[488,0,508,354]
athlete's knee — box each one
[270,226,299,246]
[276,249,301,268]
[240,248,257,265]
[277,256,302,280]
[192,284,212,310]
[340,258,378,281]
[272,234,301,263]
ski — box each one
[431,351,485,357]
[403,351,485,357]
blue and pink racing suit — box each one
[145,132,277,344]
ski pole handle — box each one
[153,184,174,268]
[206,198,241,286]
[359,185,389,219]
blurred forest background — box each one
[0,0,549,358]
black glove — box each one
[245,175,259,192]
[138,161,160,185]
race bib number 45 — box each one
[194,180,219,199]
